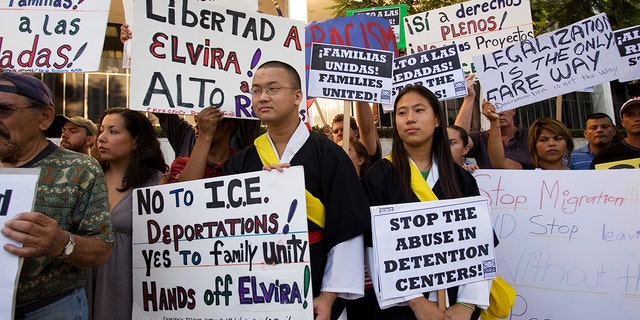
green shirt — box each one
[17,142,113,304]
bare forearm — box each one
[355,101,379,156]
[177,136,212,182]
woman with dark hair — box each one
[363,85,490,319]
[483,101,574,170]
[447,125,479,173]
[89,107,167,319]
[338,138,371,178]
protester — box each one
[324,101,382,162]
[590,97,640,168]
[89,107,167,319]
[569,113,618,169]
[454,74,531,168]
[0,72,113,319]
[447,125,479,173]
[167,106,236,182]
[483,101,573,170]
[59,115,98,155]
[223,61,369,320]
[337,138,370,178]
[362,84,490,319]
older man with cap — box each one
[59,115,98,155]
[590,97,640,169]
[0,72,113,319]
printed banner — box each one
[347,4,408,49]
[308,43,393,104]
[0,1,110,72]
[614,25,640,82]
[370,196,496,301]
[385,44,467,112]
[474,13,623,112]
[132,167,312,319]
[404,0,534,74]
[0,168,40,320]
[305,15,398,95]
[130,1,306,119]
[475,169,640,319]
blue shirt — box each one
[569,144,595,170]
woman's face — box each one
[97,113,136,163]
[395,91,440,148]
[535,129,567,165]
[447,128,469,165]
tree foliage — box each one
[327,0,640,32]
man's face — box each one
[61,122,94,153]
[0,82,50,163]
[251,67,302,125]
[497,109,515,128]
[621,104,640,135]
[584,117,615,148]
[331,121,357,143]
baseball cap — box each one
[59,115,98,136]
[0,72,54,107]
[620,97,640,117]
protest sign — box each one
[474,13,623,112]
[404,0,534,74]
[474,169,640,319]
[132,166,312,319]
[0,1,110,72]
[0,168,40,320]
[308,43,393,104]
[347,4,408,50]
[614,25,640,82]
[370,196,496,301]
[305,15,398,93]
[130,1,306,119]
[384,44,467,112]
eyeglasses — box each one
[0,105,39,119]
[250,86,297,96]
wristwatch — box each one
[56,231,75,259]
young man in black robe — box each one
[223,61,370,320]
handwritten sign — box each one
[474,169,640,319]
[132,167,312,319]
[474,13,623,112]
[0,168,40,320]
[305,15,398,93]
[614,25,640,82]
[384,44,467,112]
[129,1,306,119]
[403,0,534,74]
[0,1,110,72]
[308,43,393,104]
[370,196,496,301]
[347,4,408,49]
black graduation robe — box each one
[223,131,370,298]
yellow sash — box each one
[255,134,326,228]
[385,155,439,202]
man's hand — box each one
[262,163,291,172]
[313,292,338,320]
[195,107,224,140]
[2,212,67,257]
[465,73,477,98]
[120,23,132,43]
[408,296,446,320]
[481,100,500,123]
